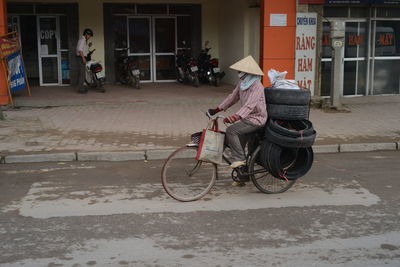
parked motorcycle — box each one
[115,48,141,89]
[85,48,105,92]
[176,41,199,87]
[197,41,225,87]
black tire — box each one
[161,146,217,202]
[214,77,220,87]
[265,88,311,105]
[267,119,315,138]
[267,143,314,180]
[267,103,309,120]
[249,145,296,194]
[265,125,316,148]
[193,75,199,88]
[84,76,96,88]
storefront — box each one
[320,4,400,96]
[0,0,296,105]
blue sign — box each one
[6,50,27,93]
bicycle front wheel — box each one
[249,145,296,194]
[161,146,217,202]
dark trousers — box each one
[75,56,86,90]
[225,120,263,161]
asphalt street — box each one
[0,151,400,266]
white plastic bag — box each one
[268,69,300,90]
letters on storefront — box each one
[295,13,317,95]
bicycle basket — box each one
[190,131,202,144]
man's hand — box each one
[82,56,87,64]
[207,107,221,116]
[223,114,240,124]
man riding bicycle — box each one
[208,55,267,169]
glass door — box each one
[343,21,368,96]
[37,16,60,86]
[371,20,400,95]
[128,16,152,82]
[152,17,176,82]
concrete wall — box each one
[218,0,260,85]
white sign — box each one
[270,14,287,27]
[295,12,317,95]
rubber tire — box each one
[265,88,311,105]
[266,142,314,180]
[193,75,199,88]
[267,119,315,138]
[214,77,220,87]
[250,144,296,193]
[265,125,316,148]
[267,103,309,120]
[161,146,217,202]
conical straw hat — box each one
[230,55,264,76]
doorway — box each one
[126,16,176,82]
[37,16,70,86]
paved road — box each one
[0,151,400,266]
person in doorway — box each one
[75,28,93,94]
[208,55,267,170]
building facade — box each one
[1,0,399,105]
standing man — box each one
[75,28,93,94]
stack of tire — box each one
[260,88,316,180]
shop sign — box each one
[295,13,317,95]
[0,36,19,57]
[6,51,27,93]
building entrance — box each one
[124,16,176,82]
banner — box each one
[295,13,317,95]
[6,51,27,93]
[0,35,19,57]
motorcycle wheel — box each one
[193,75,199,88]
[214,77,220,87]
[84,75,96,88]
[129,75,141,89]
[177,68,185,83]
[118,73,131,85]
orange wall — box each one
[0,0,8,105]
[261,0,296,87]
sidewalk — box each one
[1,83,399,162]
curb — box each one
[1,142,399,164]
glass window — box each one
[137,4,167,14]
[59,16,68,50]
[129,18,150,54]
[323,6,348,18]
[114,16,127,49]
[345,22,367,58]
[373,60,400,95]
[376,7,400,18]
[322,22,332,58]
[154,18,175,53]
[36,4,67,14]
[374,21,400,57]
[111,4,135,14]
[177,16,192,49]
[169,5,193,15]
[350,7,368,18]
[7,3,34,14]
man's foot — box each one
[229,161,246,169]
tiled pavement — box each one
[1,83,400,155]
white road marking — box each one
[1,179,380,219]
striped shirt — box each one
[218,80,267,126]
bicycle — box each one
[161,115,296,202]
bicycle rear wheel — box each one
[161,146,217,202]
[249,145,296,194]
